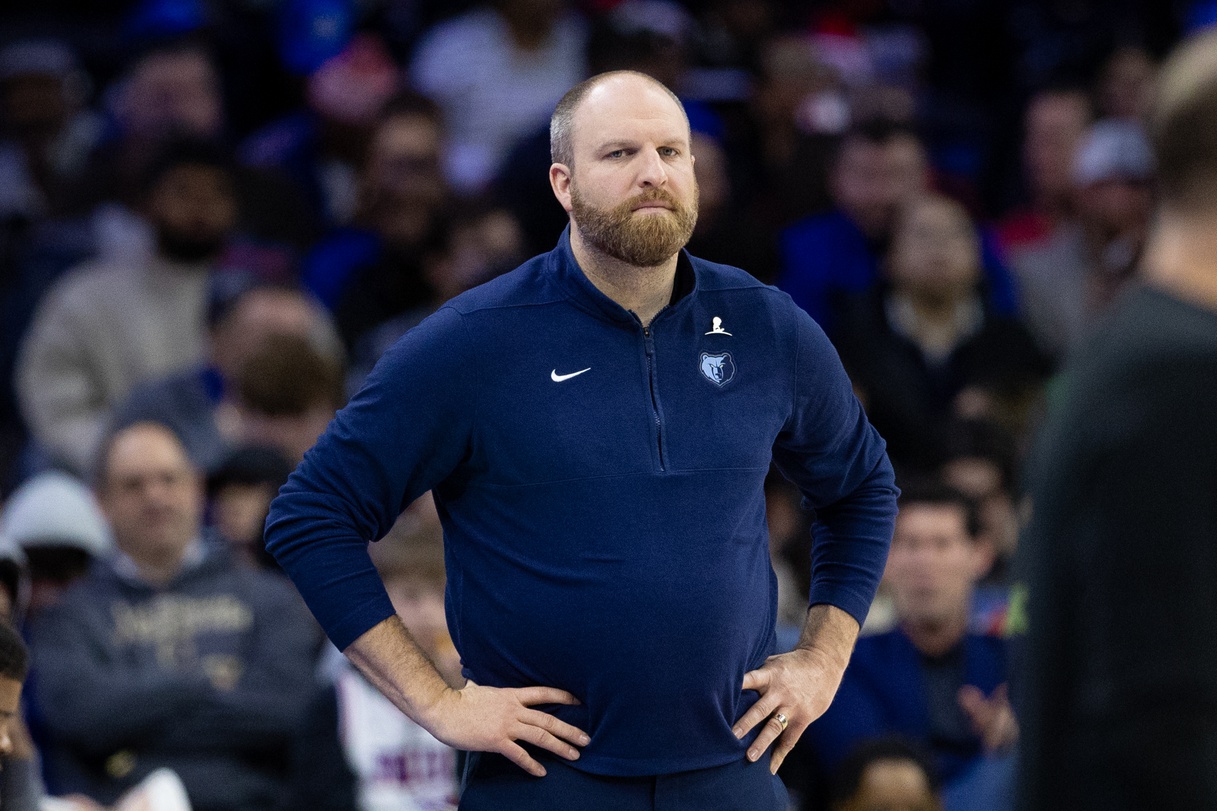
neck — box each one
[120,540,195,588]
[569,226,679,327]
[903,288,963,323]
[901,611,968,658]
[1142,209,1217,312]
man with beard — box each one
[266,71,898,809]
[17,139,237,473]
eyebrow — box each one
[595,136,688,151]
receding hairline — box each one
[93,420,195,488]
[550,70,689,166]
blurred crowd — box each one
[0,0,1206,809]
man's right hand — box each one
[346,616,590,776]
[422,681,590,776]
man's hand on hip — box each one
[421,681,590,777]
[346,616,589,778]
[733,604,858,774]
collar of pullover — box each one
[546,225,698,327]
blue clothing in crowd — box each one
[265,228,898,778]
[805,628,1007,784]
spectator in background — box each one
[347,204,527,387]
[206,446,293,572]
[778,120,1018,336]
[0,39,103,492]
[232,333,345,465]
[1011,118,1155,362]
[410,0,586,192]
[0,39,102,226]
[115,282,342,472]
[995,87,1093,258]
[939,419,1021,636]
[66,38,226,262]
[833,194,1050,472]
[300,91,451,348]
[241,34,401,230]
[1096,45,1158,122]
[830,736,943,811]
[29,421,318,810]
[684,128,780,283]
[806,480,1015,809]
[16,138,237,474]
[0,621,35,811]
[0,470,111,622]
[65,38,312,275]
[285,502,459,811]
[737,35,841,230]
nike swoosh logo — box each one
[551,368,591,382]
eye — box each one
[659,146,679,157]
[606,149,627,159]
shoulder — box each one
[1067,286,1217,401]
[42,261,130,308]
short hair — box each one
[896,476,983,540]
[549,70,688,167]
[235,333,346,416]
[379,89,444,129]
[1150,29,1217,213]
[831,735,941,807]
[206,277,302,331]
[0,621,29,683]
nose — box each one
[636,149,669,188]
[0,727,11,757]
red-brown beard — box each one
[571,182,699,267]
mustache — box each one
[622,188,681,211]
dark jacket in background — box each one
[29,543,319,811]
[833,286,1051,471]
[1017,285,1217,810]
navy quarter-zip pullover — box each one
[265,228,898,776]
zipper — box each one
[641,323,666,471]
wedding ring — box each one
[773,712,789,731]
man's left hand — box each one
[732,646,847,774]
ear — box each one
[549,163,574,213]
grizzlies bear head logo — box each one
[699,353,735,387]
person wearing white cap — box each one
[0,470,111,621]
[1010,117,1156,362]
